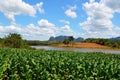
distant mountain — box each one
[48,36,84,42]
[48,36,68,42]
[74,37,84,42]
[110,37,120,41]
[49,36,55,41]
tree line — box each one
[82,38,120,48]
[1,33,120,49]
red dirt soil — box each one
[58,42,111,49]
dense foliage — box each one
[27,40,61,46]
[27,36,74,46]
[0,38,3,43]
[0,48,120,79]
[0,38,3,47]
[83,38,120,48]
[63,36,74,45]
[1,33,31,49]
[3,33,23,48]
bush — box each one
[3,33,27,48]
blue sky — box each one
[0,0,120,40]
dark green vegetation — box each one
[63,36,74,45]
[27,36,120,49]
[0,48,120,79]
[26,40,61,46]
[23,34,120,49]
[3,33,26,48]
[27,36,75,46]
[0,33,32,49]
[83,38,120,48]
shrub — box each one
[3,33,27,48]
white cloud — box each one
[57,25,80,38]
[90,0,95,3]
[101,0,120,12]
[65,5,77,18]
[0,19,79,40]
[0,23,56,40]
[34,2,44,13]
[0,24,22,38]
[60,25,73,34]
[79,0,120,38]
[0,0,45,23]
[0,26,5,32]
[59,20,70,25]
[23,19,58,40]
[0,0,36,22]
[38,19,55,28]
[4,14,15,22]
[0,19,57,40]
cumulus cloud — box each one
[0,24,22,38]
[0,23,56,40]
[60,25,72,34]
[65,5,77,18]
[0,0,44,23]
[27,20,76,39]
[0,0,36,22]
[79,0,120,38]
[59,20,70,25]
[23,19,58,39]
[59,25,82,38]
[0,19,79,40]
[34,2,44,13]
[101,0,120,12]
[38,19,55,28]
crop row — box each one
[0,48,120,79]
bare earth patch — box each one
[58,42,111,49]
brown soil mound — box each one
[58,42,110,49]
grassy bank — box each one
[0,48,120,79]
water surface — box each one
[31,45,120,54]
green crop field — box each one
[0,48,120,79]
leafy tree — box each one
[68,36,74,42]
[63,36,74,46]
[68,36,74,46]
[3,33,26,48]
[0,38,3,43]
[0,38,3,47]
[63,39,70,46]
